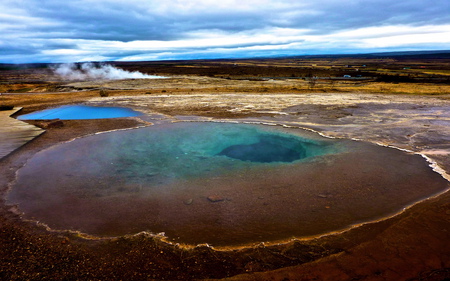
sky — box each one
[1,0,450,63]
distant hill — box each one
[366,50,450,59]
[1,50,449,68]
[286,50,450,60]
[0,63,51,70]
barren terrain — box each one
[1,56,450,280]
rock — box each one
[0,105,14,111]
[38,119,64,129]
[184,198,193,205]
[207,195,225,202]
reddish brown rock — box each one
[207,195,225,202]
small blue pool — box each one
[17,105,143,120]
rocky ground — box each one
[0,64,450,280]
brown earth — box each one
[0,58,450,280]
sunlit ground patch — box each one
[17,105,143,120]
[7,122,449,247]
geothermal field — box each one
[1,56,450,280]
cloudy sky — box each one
[1,0,449,63]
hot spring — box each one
[7,122,448,246]
[17,105,143,120]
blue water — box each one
[17,105,143,120]
[51,122,339,183]
[217,135,306,163]
[9,121,448,245]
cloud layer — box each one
[1,0,450,63]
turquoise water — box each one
[83,122,337,183]
[17,105,142,120]
[9,122,338,187]
[8,121,449,245]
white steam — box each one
[52,62,165,80]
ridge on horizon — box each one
[1,49,450,66]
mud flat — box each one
[1,70,450,280]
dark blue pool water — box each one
[217,135,306,163]
[17,105,142,120]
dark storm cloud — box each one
[1,0,449,63]
[0,45,40,56]
[8,0,268,41]
[269,0,450,32]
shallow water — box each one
[17,105,142,120]
[7,122,449,246]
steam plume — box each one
[52,62,164,80]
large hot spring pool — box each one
[7,122,448,246]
